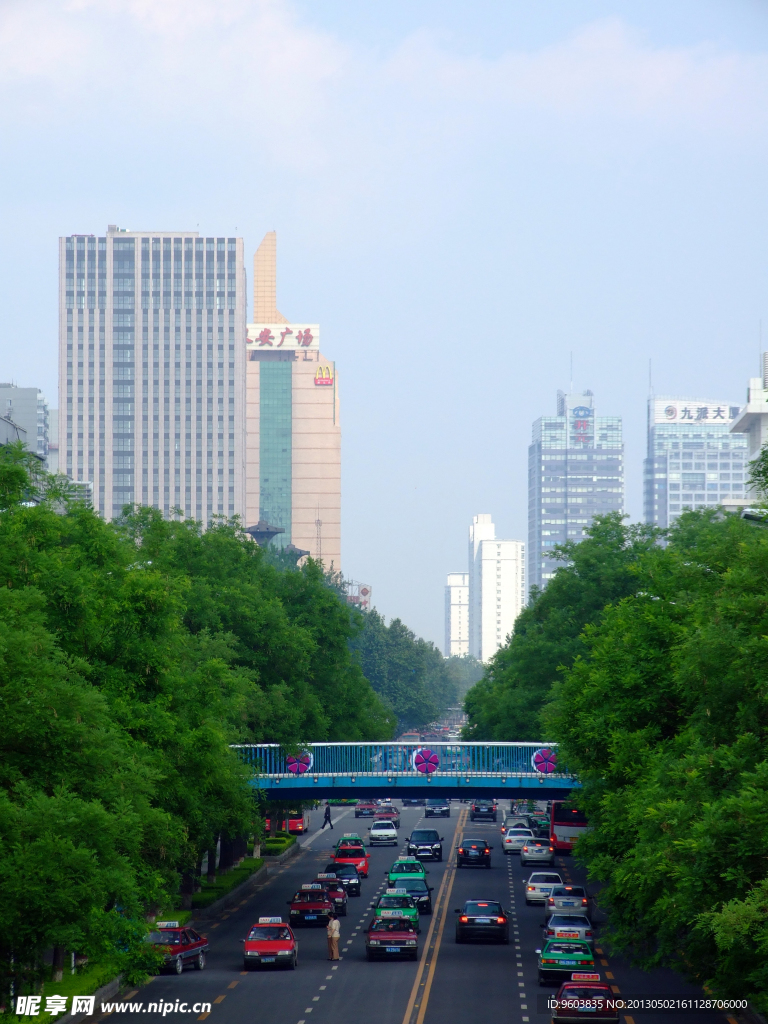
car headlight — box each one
[245,951,258,956]
[406,940,417,946]
[369,940,379,946]
[290,910,299,914]
[277,950,292,956]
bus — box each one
[265,808,311,834]
[550,801,590,853]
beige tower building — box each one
[245,233,341,570]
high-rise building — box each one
[48,409,59,474]
[59,227,247,524]
[468,514,525,663]
[644,397,747,526]
[0,383,50,465]
[245,232,341,569]
[729,356,768,495]
[444,572,469,657]
[528,390,623,594]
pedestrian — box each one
[327,912,341,960]
[322,802,333,830]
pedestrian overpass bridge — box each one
[235,742,577,799]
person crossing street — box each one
[327,912,341,960]
[322,802,333,829]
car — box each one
[287,884,334,925]
[242,917,297,970]
[524,871,563,905]
[402,797,424,807]
[502,815,533,832]
[456,836,493,868]
[332,838,370,877]
[387,857,427,886]
[520,837,555,866]
[544,885,591,918]
[543,914,595,948]
[537,941,596,985]
[368,821,398,846]
[365,917,419,961]
[314,873,349,916]
[425,798,450,818]
[397,877,434,914]
[323,863,362,897]
[355,802,378,818]
[334,832,365,846]
[146,922,208,974]
[372,889,420,929]
[407,828,444,861]
[503,828,534,855]
[551,978,619,1023]
[469,800,497,822]
[374,806,401,827]
[454,900,509,943]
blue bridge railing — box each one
[233,742,576,797]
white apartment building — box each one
[59,226,247,524]
[729,354,768,493]
[444,572,469,657]
[468,514,525,663]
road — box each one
[103,803,734,1024]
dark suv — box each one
[456,836,493,868]
[470,800,498,822]
[425,798,450,818]
[407,828,444,861]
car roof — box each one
[461,837,489,843]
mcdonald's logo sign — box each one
[314,366,334,386]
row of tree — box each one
[349,609,482,730]
[0,447,395,995]
[463,500,768,1009]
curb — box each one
[263,841,301,865]
[58,974,123,1024]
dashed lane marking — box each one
[213,996,226,1004]
[227,981,238,989]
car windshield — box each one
[546,942,590,955]
[371,823,394,830]
[526,839,549,846]
[410,831,439,843]
[553,886,586,897]
[379,897,413,908]
[508,829,533,836]
[147,930,181,945]
[336,846,364,855]
[370,919,416,933]
[293,892,325,903]
[391,862,422,873]
[549,916,591,927]
[400,879,428,893]
[247,927,291,940]
[561,987,610,999]
[466,902,502,915]
[426,800,446,805]
[460,838,488,847]
[531,874,562,884]
[325,864,358,877]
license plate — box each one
[558,932,579,938]
[261,957,276,963]
[561,901,577,906]
[473,918,491,924]
[559,959,577,965]
[468,851,479,856]
[305,915,317,920]
[385,947,400,953]
[578,1009,597,1014]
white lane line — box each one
[300,809,354,849]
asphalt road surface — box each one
[102,803,735,1024]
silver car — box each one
[520,836,554,866]
[543,885,591,918]
[502,816,531,832]
[503,828,534,855]
[524,871,563,905]
[543,913,595,948]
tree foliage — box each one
[0,446,393,997]
[349,610,465,730]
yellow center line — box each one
[213,995,226,1004]
[227,981,238,989]
[400,806,467,1024]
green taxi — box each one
[537,939,596,985]
[372,889,420,929]
[335,832,365,848]
[387,857,427,886]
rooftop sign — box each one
[247,324,320,351]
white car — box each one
[368,821,398,846]
[503,828,534,854]
[524,871,563,906]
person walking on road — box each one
[322,802,333,830]
[327,913,341,960]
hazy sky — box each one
[2,0,768,646]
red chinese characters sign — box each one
[247,324,319,351]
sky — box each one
[1,0,768,647]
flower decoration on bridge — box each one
[286,751,313,774]
[411,748,440,774]
[531,747,557,774]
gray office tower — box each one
[643,397,747,527]
[0,384,50,465]
[528,390,624,594]
[59,227,247,523]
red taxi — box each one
[374,806,401,828]
[314,873,349,916]
[551,975,619,1023]
[365,916,419,961]
[242,917,298,970]
[146,922,208,974]
[287,883,335,925]
[355,802,378,818]
[332,835,370,877]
